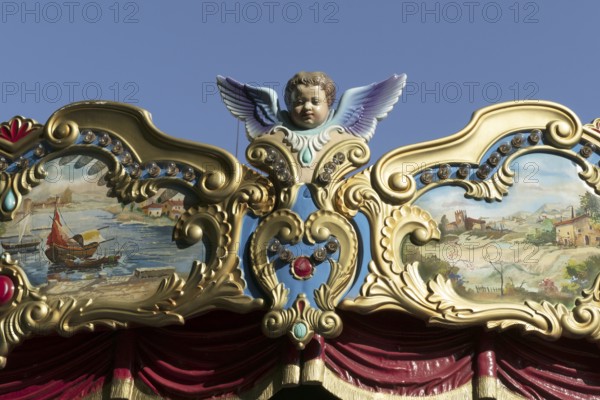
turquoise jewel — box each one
[293,321,308,339]
[3,190,16,211]
[300,148,312,165]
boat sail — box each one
[1,213,41,253]
[45,206,100,263]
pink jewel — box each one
[292,256,313,279]
[0,276,15,305]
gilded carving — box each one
[0,101,277,365]
[4,83,600,368]
[250,207,357,348]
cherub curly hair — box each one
[284,71,336,109]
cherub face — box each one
[289,84,330,130]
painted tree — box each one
[579,192,600,223]
[439,214,449,236]
[489,261,506,297]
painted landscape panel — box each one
[0,156,204,302]
[403,153,600,307]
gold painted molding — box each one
[0,102,272,366]
[372,101,582,204]
[341,100,600,345]
[2,98,600,373]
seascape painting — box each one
[403,153,600,307]
[0,156,203,302]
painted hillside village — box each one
[404,189,600,307]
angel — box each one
[217,71,406,166]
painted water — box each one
[3,208,203,286]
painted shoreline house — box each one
[142,203,163,217]
[554,214,600,246]
[162,199,184,220]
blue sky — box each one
[1,1,598,164]
[416,154,587,220]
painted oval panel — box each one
[0,155,204,302]
[403,153,600,307]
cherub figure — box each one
[217,71,406,165]
[283,71,336,130]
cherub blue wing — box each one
[330,74,407,141]
[216,76,282,139]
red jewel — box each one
[292,256,313,279]
[0,276,14,305]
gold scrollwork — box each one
[228,168,275,218]
[381,206,440,269]
[339,103,600,345]
[0,102,280,366]
[6,97,600,368]
[310,138,370,211]
[250,207,357,348]
[0,253,67,368]
[372,101,582,205]
[247,137,302,209]
[263,292,342,350]
[0,163,47,221]
[561,274,600,340]
[250,209,305,291]
[174,204,229,251]
[335,168,381,218]
[43,101,243,202]
[305,210,358,307]
[339,201,441,315]
[412,146,570,203]
[43,119,80,149]
[435,146,600,203]
[544,119,582,148]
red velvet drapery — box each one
[1,310,600,399]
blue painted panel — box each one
[240,185,368,306]
[276,185,329,308]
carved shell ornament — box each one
[0,71,599,367]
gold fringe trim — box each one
[477,375,498,398]
[82,365,529,399]
[84,377,165,400]
[128,379,165,400]
[281,363,300,387]
[476,376,528,400]
[320,367,473,400]
[111,377,134,399]
[301,358,325,384]
[81,387,103,400]
[81,366,289,400]
[231,366,281,400]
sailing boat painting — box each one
[1,212,41,253]
[0,156,206,302]
[45,204,120,268]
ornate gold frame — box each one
[342,100,600,343]
[1,99,600,369]
[0,102,272,367]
